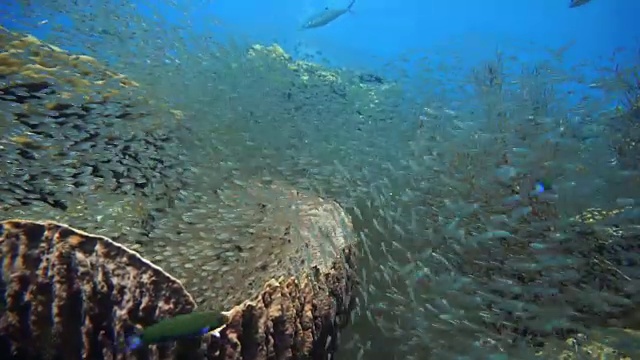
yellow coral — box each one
[6,34,41,50]
[571,207,629,224]
[559,338,632,360]
[8,134,51,150]
[0,51,23,76]
[170,109,185,120]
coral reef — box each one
[203,245,357,360]
[0,219,196,360]
[0,193,357,360]
[537,328,640,359]
[247,44,342,84]
[245,43,394,108]
[197,189,359,360]
[113,181,358,315]
[1,27,359,360]
[0,25,189,240]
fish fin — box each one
[126,335,143,351]
[198,326,212,336]
[123,324,144,351]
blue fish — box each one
[301,0,356,29]
[569,0,593,8]
[533,179,552,194]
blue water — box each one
[214,0,639,68]
[3,0,637,110]
[3,1,639,68]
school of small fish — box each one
[1,1,639,359]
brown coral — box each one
[0,26,359,360]
[0,219,197,360]
[0,208,358,360]
[197,189,359,360]
[203,245,358,360]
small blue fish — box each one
[569,0,593,8]
[533,179,552,194]
[301,0,356,29]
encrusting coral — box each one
[0,210,357,360]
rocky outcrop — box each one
[0,193,357,360]
[0,219,197,360]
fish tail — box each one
[126,334,143,351]
[347,0,356,10]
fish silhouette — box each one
[301,0,356,29]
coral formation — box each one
[245,43,393,107]
[1,26,359,360]
[203,245,357,360]
[0,25,188,240]
[537,328,640,359]
[0,219,196,360]
[0,195,357,360]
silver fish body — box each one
[301,0,356,29]
[569,0,593,8]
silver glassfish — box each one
[301,0,356,29]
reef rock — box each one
[201,212,358,360]
[0,219,197,360]
[0,25,190,240]
[1,27,358,360]
[179,183,359,360]
[0,191,358,360]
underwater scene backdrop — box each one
[1,0,640,359]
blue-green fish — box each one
[301,0,356,29]
[126,311,227,350]
[569,0,593,8]
[533,178,552,194]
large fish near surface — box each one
[301,0,356,29]
[569,0,593,8]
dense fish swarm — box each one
[131,180,358,312]
[336,54,640,359]
[216,42,640,359]
[0,25,190,240]
[2,2,640,358]
[611,97,640,171]
[0,27,360,360]
[203,239,357,360]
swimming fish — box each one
[533,179,552,194]
[569,0,593,8]
[126,310,228,350]
[301,0,356,29]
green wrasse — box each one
[301,0,356,29]
[126,311,228,350]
